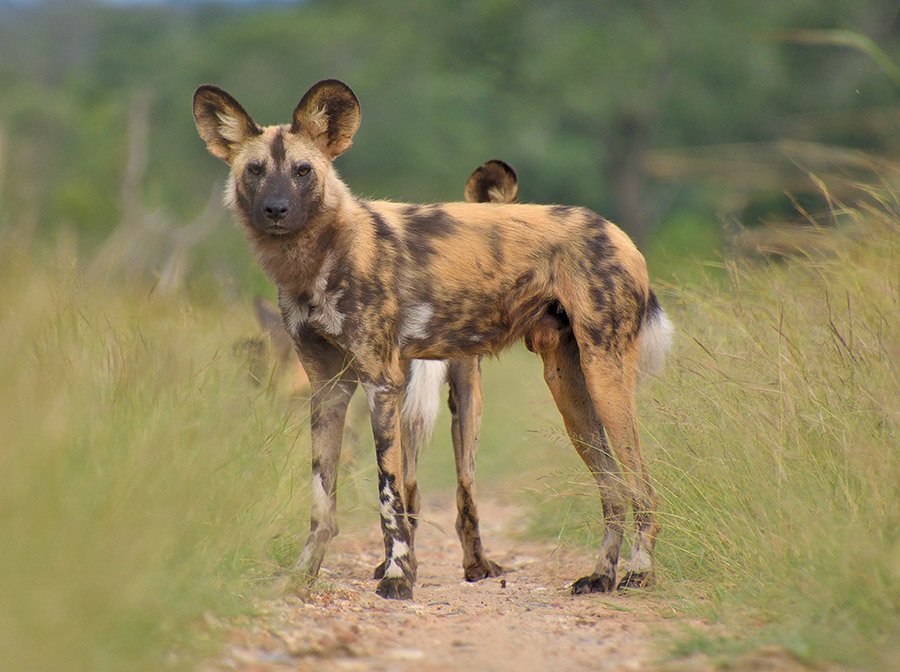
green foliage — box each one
[644,210,724,285]
[0,0,896,276]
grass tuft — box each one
[0,237,311,671]
[1,175,896,670]
[529,182,899,668]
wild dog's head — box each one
[464,160,518,204]
[193,80,360,236]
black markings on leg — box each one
[366,378,415,600]
[375,576,414,600]
[456,485,503,581]
[617,571,654,590]
[291,333,357,579]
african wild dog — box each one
[237,161,518,583]
[193,80,674,600]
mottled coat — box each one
[194,80,673,600]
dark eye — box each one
[295,163,311,178]
[247,162,264,177]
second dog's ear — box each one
[291,79,361,159]
[464,160,518,204]
[193,86,262,162]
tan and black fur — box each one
[390,159,520,584]
[194,80,673,600]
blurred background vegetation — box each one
[0,0,897,293]
[0,1,897,671]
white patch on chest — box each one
[277,254,347,338]
[399,303,434,343]
[308,253,346,336]
[309,288,346,336]
[310,253,335,303]
[278,292,310,337]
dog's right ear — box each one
[464,159,518,204]
[193,85,262,163]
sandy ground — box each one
[202,495,809,672]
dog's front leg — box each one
[291,326,357,579]
[364,370,415,600]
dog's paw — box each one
[375,577,413,600]
[571,572,616,595]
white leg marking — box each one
[379,480,399,530]
[392,540,410,558]
[628,545,653,574]
[383,560,406,579]
[363,381,390,413]
[311,472,330,517]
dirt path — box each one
[204,493,707,672]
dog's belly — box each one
[399,326,505,360]
[396,291,547,360]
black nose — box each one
[263,197,289,221]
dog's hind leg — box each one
[371,410,423,581]
[574,333,659,591]
[532,324,629,594]
[448,358,504,581]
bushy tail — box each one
[401,359,449,445]
[638,290,674,385]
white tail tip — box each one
[638,309,674,384]
[401,359,449,443]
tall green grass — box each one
[1,179,896,670]
[0,228,563,672]
[530,188,899,668]
[0,235,313,671]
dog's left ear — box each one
[291,79,361,159]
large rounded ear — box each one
[291,79,361,159]
[193,85,261,163]
[464,159,518,204]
